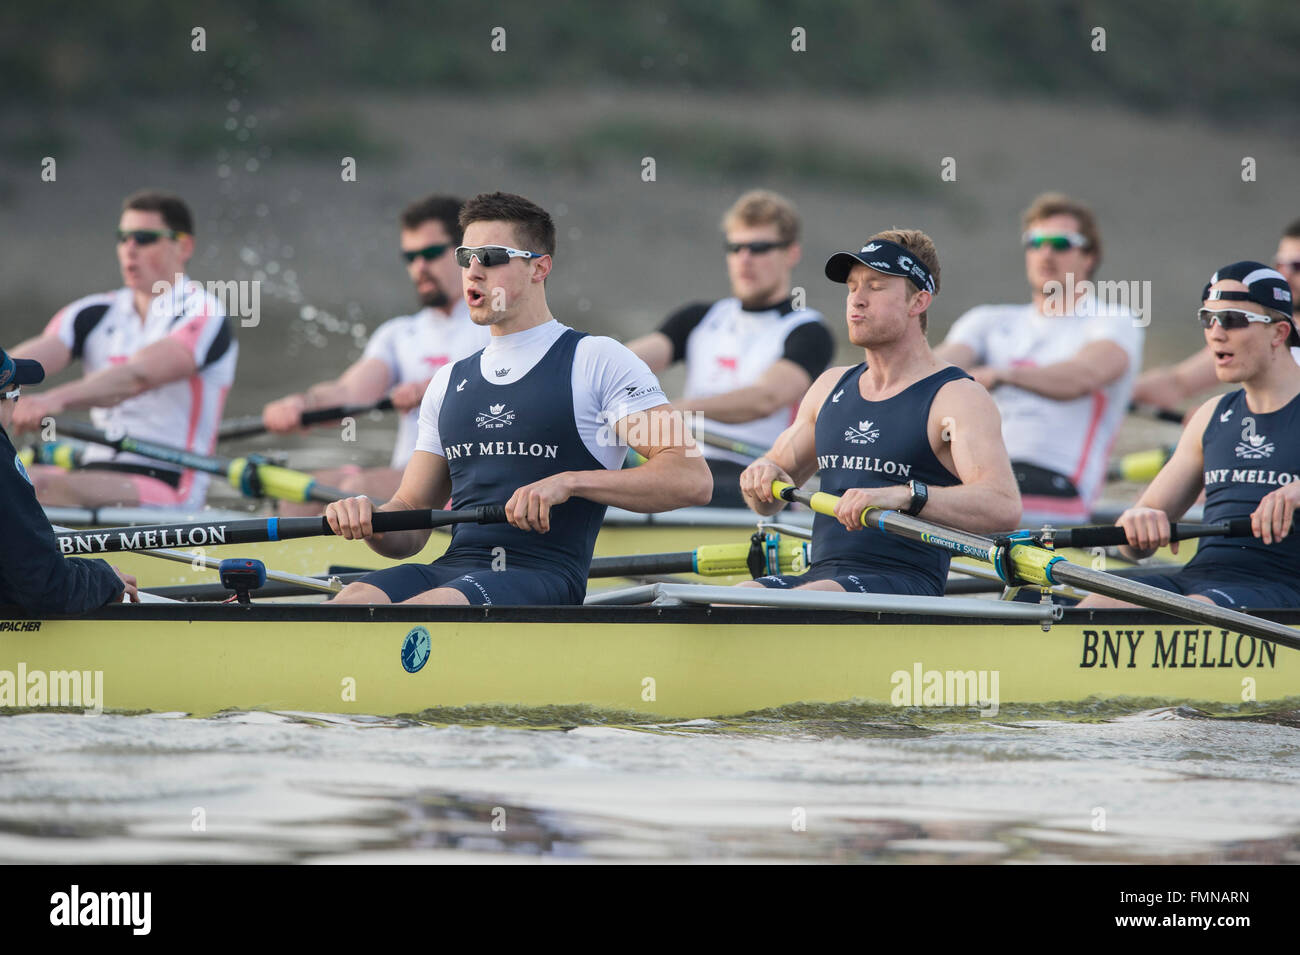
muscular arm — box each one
[992,340,1130,400]
[931,340,978,369]
[738,366,842,516]
[360,449,453,559]
[625,332,673,375]
[676,359,812,424]
[305,357,393,408]
[1132,347,1216,409]
[1131,396,1213,520]
[10,332,73,377]
[914,379,1022,532]
[38,337,197,411]
[560,404,712,512]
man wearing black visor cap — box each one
[0,348,137,612]
[1081,262,1300,610]
[738,229,1021,597]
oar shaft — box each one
[218,397,396,441]
[773,480,1300,651]
[55,421,350,503]
[1129,402,1186,425]
[696,430,769,461]
[53,506,506,555]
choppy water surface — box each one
[1,704,1297,864]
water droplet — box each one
[217,164,231,178]
[227,98,241,112]
[224,117,238,131]
[255,204,270,218]
[578,298,592,312]
[236,128,250,142]
[245,158,259,172]
[265,259,279,273]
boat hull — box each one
[2,605,1294,719]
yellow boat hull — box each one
[2,606,1294,719]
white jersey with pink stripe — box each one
[943,302,1144,506]
[46,280,238,507]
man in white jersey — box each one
[261,195,490,513]
[628,190,834,507]
[934,192,1143,525]
[1133,218,1300,412]
[325,192,712,606]
[9,190,236,509]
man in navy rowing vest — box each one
[627,190,835,507]
[0,348,138,612]
[325,192,713,606]
[738,229,1022,596]
[1080,262,1300,610]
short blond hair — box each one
[1022,192,1102,276]
[867,227,940,333]
[721,190,800,245]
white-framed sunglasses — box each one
[454,245,544,268]
[1196,307,1287,330]
[2,386,19,403]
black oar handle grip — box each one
[364,505,508,533]
[1049,519,1257,549]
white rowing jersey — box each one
[663,297,833,465]
[361,300,490,468]
[416,319,668,469]
[944,302,1144,512]
[44,280,238,507]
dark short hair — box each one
[400,194,464,243]
[122,190,194,235]
[459,192,556,257]
[1283,218,1300,239]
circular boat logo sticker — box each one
[400,626,431,674]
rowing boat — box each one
[2,586,1295,718]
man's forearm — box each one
[997,362,1111,400]
[47,363,153,410]
[565,451,712,513]
[303,380,361,408]
[914,482,1022,533]
[678,386,785,424]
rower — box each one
[324,192,712,606]
[933,192,1144,525]
[0,349,138,611]
[1133,219,1300,412]
[260,195,491,514]
[9,190,237,509]
[738,230,1022,596]
[626,190,834,506]
[1080,262,1300,609]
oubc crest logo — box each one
[1236,416,1273,460]
[476,403,515,429]
[844,419,880,444]
[494,367,510,378]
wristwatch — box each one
[905,479,929,516]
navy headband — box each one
[825,239,937,295]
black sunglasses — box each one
[116,229,187,246]
[725,240,791,255]
[401,243,452,264]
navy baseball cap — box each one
[0,348,45,390]
[1201,261,1298,347]
[825,238,937,295]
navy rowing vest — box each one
[438,329,606,592]
[1190,389,1300,573]
[811,363,969,589]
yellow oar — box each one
[53,420,347,504]
[589,535,808,578]
[1107,446,1174,483]
[772,480,1300,651]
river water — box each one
[1,703,1296,864]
